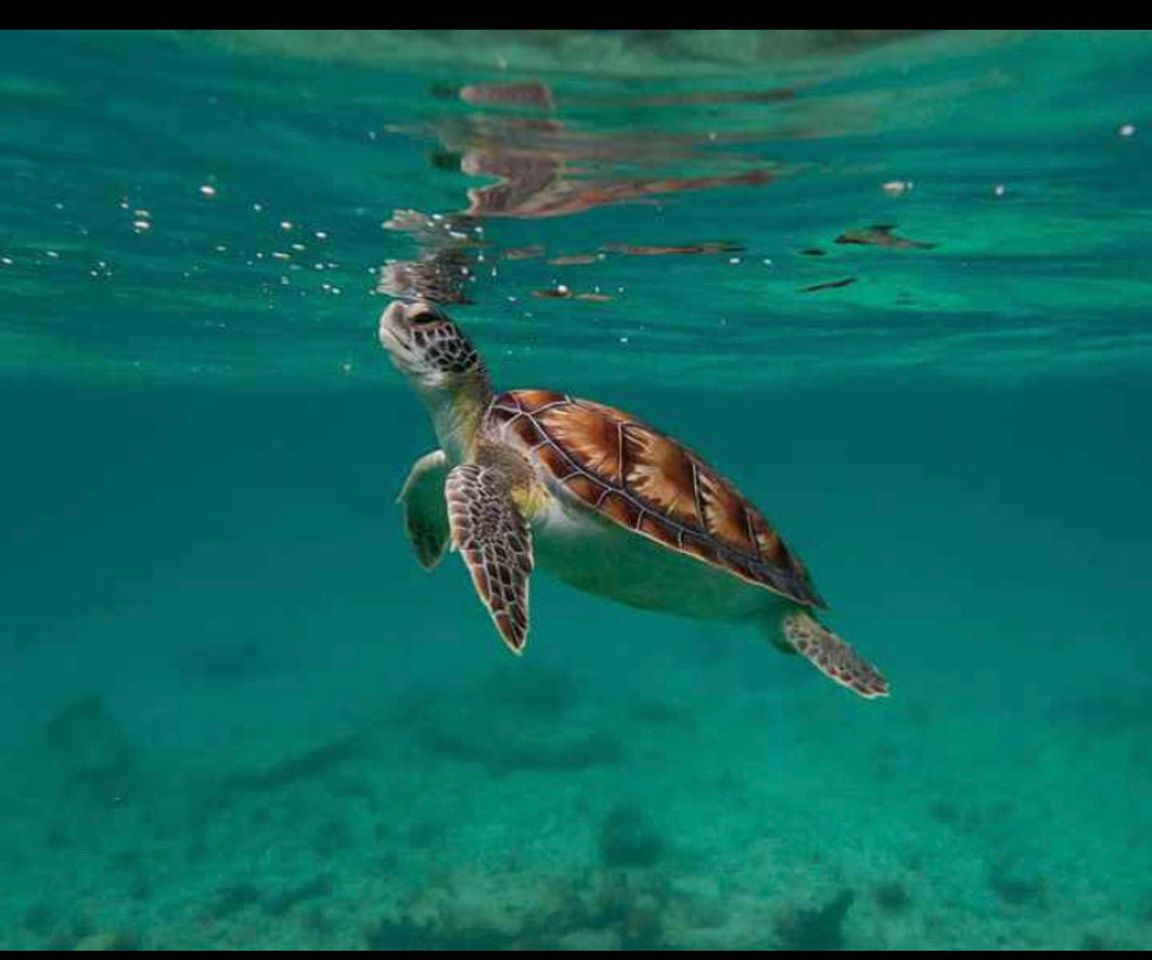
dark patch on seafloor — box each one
[1056,686,1152,736]
[41,694,138,800]
[987,860,1048,910]
[395,669,622,776]
[178,638,287,685]
[774,888,857,950]
[598,803,667,869]
[873,881,913,915]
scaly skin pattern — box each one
[783,610,889,698]
[444,442,543,654]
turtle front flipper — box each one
[397,450,450,570]
[779,610,889,699]
[445,462,534,654]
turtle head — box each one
[378,299,487,392]
[379,300,493,457]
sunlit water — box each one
[1,30,1151,950]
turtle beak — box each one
[378,300,413,352]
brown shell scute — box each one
[487,390,825,607]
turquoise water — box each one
[2,29,1151,949]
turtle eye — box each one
[409,311,440,327]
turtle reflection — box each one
[378,78,784,304]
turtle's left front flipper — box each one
[397,450,451,570]
[445,462,534,654]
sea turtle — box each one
[379,300,888,699]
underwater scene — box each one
[2,29,1151,950]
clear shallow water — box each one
[1,29,1151,950]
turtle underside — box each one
[485,389,825,608]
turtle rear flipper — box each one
[779,610,889,699]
